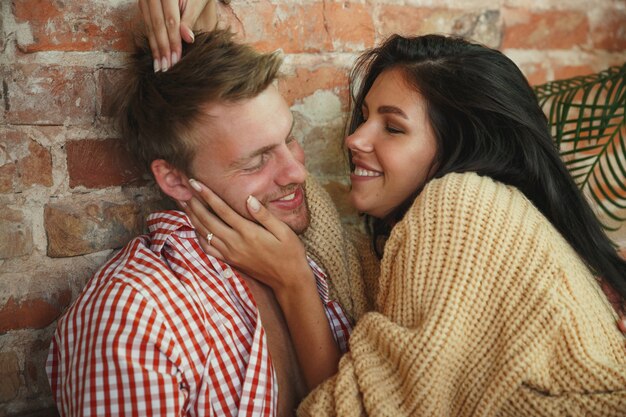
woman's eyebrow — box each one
[377,105,408,119]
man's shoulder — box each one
[60,236,173,317]
[90,234,170,289]
[59,215,201,323]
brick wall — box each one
[1,0,625,415]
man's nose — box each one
[276,149,307,186]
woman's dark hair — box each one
[349,34,626,298]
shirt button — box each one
[222,268,233,278]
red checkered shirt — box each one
[46,210,352,417]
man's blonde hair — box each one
[115,30,283,174]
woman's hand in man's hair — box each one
[138,0,218,72]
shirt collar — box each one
[146,210,196,253]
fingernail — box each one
[153,58,161,72]
[178,200,188,208]
[247,195,260,212]
[189,179,202,192]
[161,56,169,72]
[187,28,195,43]
[172,52,179,66]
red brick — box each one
[502,8,589,49]
[591,9,626,52]
[24,338,55,397]
[5,64,96,125]
[519,62,548,86]
[0,126,55,193]
[325,2,375,50]
[0,206,33,259]
[1,76,7,124]
[98,68,123,118]
[66,138,144,188]
[553,65,595,81]
[44,195,168,257]
[0,351,20,402]
[378,7,450,37]
[0,127,53,193]
[0,290,71,333]
[377,7,501,47]
[0,164,17,193]
[21,141,53,187]
[278,66,349,107]
[230,1,332,53]
[12,0,135,53]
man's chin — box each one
[277,209,310,235]
[290,221,309,235]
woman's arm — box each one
[183,178,341,389]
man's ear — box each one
[151,159,193,201]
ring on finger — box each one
[206,232,214,246]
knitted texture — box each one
[299,172,626,416]
[345,226,380,309]
[301,177,371,322]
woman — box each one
[183,34,626,415]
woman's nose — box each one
[345,125,374,153]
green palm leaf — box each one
[534,63,626,231]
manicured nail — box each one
[178,200,187,208]
[186,27,195,43]
[161,56,169,72]
[153,58,161,72]
[171,52,179,66]
[189,179,202,192]
[247,195,260,212]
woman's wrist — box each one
[273,266,317,305]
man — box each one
[46,28,367,416]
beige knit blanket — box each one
[301,176,373,322]
[299,172,626,416]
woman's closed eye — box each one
[385,124,404,134]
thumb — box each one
[180,0,217,42]
[246,195,290,239]
[179,0,203,43]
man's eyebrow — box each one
[229,116,296,169]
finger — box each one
[601,280,621,304]
[184,199,239,261]
[138,0,161,71]
[618,316,626,334]
[188,178,252,230]
[246,195,292,240]
[161,0,182,66]
[147,0,173,72]
[185,196,236,246]
[180,199,245,265]
[181,0,216,42]
[194,0,218,31]
[196,230,226,259]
